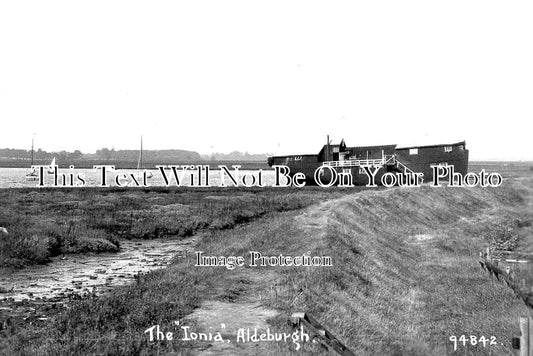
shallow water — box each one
[0,238,195,317]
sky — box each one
[0,1,531,161]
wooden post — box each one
[530,317,533,356]
[289,312,355,356]
[486,247,491,262]
[520,317,528,356]
[518,317,533,356]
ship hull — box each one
[267,141,469,186]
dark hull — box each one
[268,141,469,186]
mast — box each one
[140,135,143,170]
[326,134,330,161]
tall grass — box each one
[0,187,348,267]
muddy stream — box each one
[0,238,195,324]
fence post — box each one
[519,317,530,356]
[520,317,533,356]
[530,317,533,356]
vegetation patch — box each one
[0,187,352,268]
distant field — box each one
[470,161,533,178]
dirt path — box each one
[184,199,342,355]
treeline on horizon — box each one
[0,147,268,168]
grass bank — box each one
[183,177,533,355]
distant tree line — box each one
[0,148,201,161]
[0,148,82,161]
[88,148,202,162]
[0,148,267,167]
[203,151,267,162]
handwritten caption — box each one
[144,321,313,351]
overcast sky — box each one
[0,1,531,160]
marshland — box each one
[0,162,532,355]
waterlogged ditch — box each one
[0,237,195,323]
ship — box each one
[267,138,469,186]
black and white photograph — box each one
[0,1,532,355]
